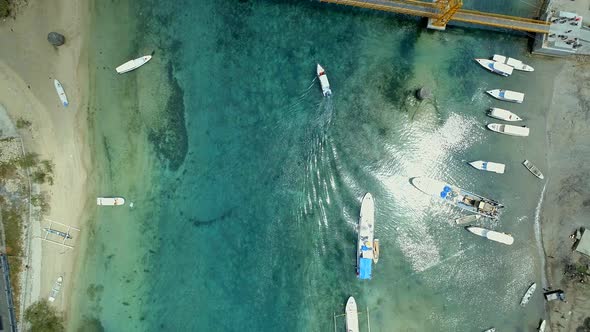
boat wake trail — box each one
[282,77,319,115]
[534,182,548,287]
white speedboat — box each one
[54,79,69,107]
[345,297,359,332]
[483,329,496,332]
[48,276,63,302]
[455,214,481,225]
[469,160,505,174]
[474,58,513,77]
[523,160,544,179]
[466,226,514,245]
[97,197,126,206]
[487,123,530,137]
[357,193,375,280]
[116,55,152,74]
[316,64,331,96]
[538,320,546,332]
[486,89,525,103]
[492,54,534,72]
[487,108,522,122]
[520,282,537,306]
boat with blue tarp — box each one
[357,193,375,280]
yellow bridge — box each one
[320,0,551,34]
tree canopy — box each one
[24,300,64,332]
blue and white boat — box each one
[486,89,525,103]
[469,160,505,174]
[475,58,513,77]
[411,177,504,219]
[357,193,375,280]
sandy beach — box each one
[0,0,90,326]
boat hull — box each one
[53,79,68,107]
[345,297,360,332]
[520,282,537,306]
[357,193,374,279]
[487,123,530,137]
[316,64,331,96]
[475,58,513,76]
[488,108,522,122]
[469,160,505,174]
[523,160,544,179]
[492,54,535,72]
[97,197,126,206]
[466,226,514,245]
[486,89,524,103]
[116,55,152,74]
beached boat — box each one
[373,239,380,264]
[469,160,506,174]
[487,107,522,122]
[486,89,525,103]
[483,328,496,332]
[474,58,513,77]
[523,160,544,179]
[96,197,126,206]
[538,320,546,332]
[116,55,152,74]
[44,228,72,239]
[487,123,530,137]
[316,64,332,97]
[520,282,537,306]
[357,193,375,280]
[411,177,504,219]
[492,54,534,72]
[345,297,359,332]
[53,79,69,107]
[48,276,63,302]
[466,226,514,245]
[455,214,481,225]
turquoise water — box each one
[71,1,560,331]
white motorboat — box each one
[465,226,514,245]
[97,197,126,206]
[487,108,522,122]
[520,282,537,306]
[455,214,481,225]
[469,160,506,174]
[345,297,359,332]
[483,329,496,332]
[486,89,525,103]
[487,123,530,137]
[538,320,546,332]
[474,58,513,77]
[116,55,152,74]
[54,79,69,107]
[492,54,534,72]
[316,64,331,96]
[523,160,544,179]
[357,193,375,280]
[48,276,63,302]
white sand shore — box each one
[0,0,90,326]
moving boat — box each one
[48,276,63,302]
[97,197,126,206]
[411,177,504,219]
[486,89,525,103]
[465,226,514,245]
[53,79,69,107]
[520,282,537,306]
[487,107,522,122]
[455,214,481,225]
[373,239,380,264]
[474,58,513,77]
[316,64,332,96]
[469,160,506,174]
[487,123,530,137]
[538,320,546,332]
[357,193,375,280]
[116,55,152,74]
[523,160,544,179]
[492,54,534,72]
[345,297,359,332]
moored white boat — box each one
[538,320,546,332]
[116,55,152,74]
[486,89,525,103]
[487,123,530,137]
[474,58,513,77]
[466,226,514,245]
[48,276,63,302]
[469,160,505,174]
[455,214,481,225]
[523,160,544,179]
[97,197,126,206]
[483,328,496,332]
[487,107,522,122]
[492,54,534,72]
[53,79,69,107]
[520,282,537,306]
[345,297,360,332]
[357,193,375,280]
[316,64,332,96]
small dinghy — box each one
[538,320,546,332]
[486,89,525,103]
[455,214,481,225]
[97,197,126,206]
[523,160,544,179]
[345,297,359,332]
[487,123,530,137]
[316,64,332,96]
[469,160,505,174]
[520,282,537,306]
[487,108,522,122]
[116,55,152,74]
[372,239,380,263]
[48,276,63,302]
[465,226,514,245]
[54,79,69,107]
[492,54,534,72]
[475,58,513,77]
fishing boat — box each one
[523,160,544,179]
[469,160,506,174]
[486,89,525,103]
[465,226,514,245]
[316,64,332,97]
[520,282,537,306]
[474,58,513,77]
[455,214,481,225]
[116,55,152,74]
[357,193,375,280]
[492,54,534,72]
[96,197,126,206]
[487,123,530,137]
[411,177,504,219]
[373,239,380,264]
[53,79,69,107]
[538,320,546,332]
[487,107,522,122]
[345,297,359,332]
[48,276,63,302]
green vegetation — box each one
[24,300,65,332]
[0,0,8,18]
[16,118,32,129]
[31,192,50,214]
[2,207,24,317]
[0,161,17,178]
